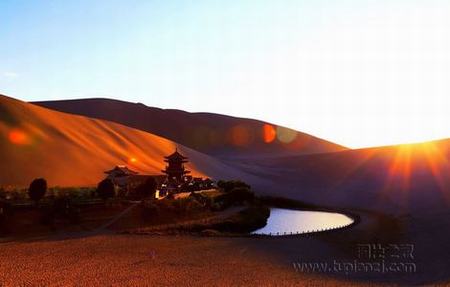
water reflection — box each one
[253,208,354,235]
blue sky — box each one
[1,0,449,148]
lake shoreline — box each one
[250,196,361,237]
[121,196,361,238]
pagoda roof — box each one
[164,150,188,161]
[162,169,190,173]
[104,165,139,176]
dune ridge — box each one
[236,138,450,213]
[0,94,264,187]
[34,98,346,158]
[2,94,449,214]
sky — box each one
[1,0,449,148]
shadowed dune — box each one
[34,98,346,158]
[228,140,450,284]
[234,139,450,213]
[1,94,450,285]
[4,94,449,215]
[0,94,266,187]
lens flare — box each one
[330,149,378,190]
[8,129,30,145]
[388,145,413,191]
[421,142,449,198]
[208,130,221,146]
[276,126,297,143]
[263,124,276,143]
[379,142,450,208]
[190,126,210,148]
[230,125,252,146]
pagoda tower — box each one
[162,149,191,182]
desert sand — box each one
[1,208,449,286]
[1,94,450,285]
[4,94,449,215]
[34,98,346,158]
[0,94,264,187]
[32,97,450,214]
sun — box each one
[379,141,450,205]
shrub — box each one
[215,186,255,208]
[28,178,47,204]
[203,206,270,233]
[217,180,250,193]
[96,179,115,201]
[46,187,96,203]
[229,187,254,203]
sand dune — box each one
[236,139,450,213]
[34,98,346,158]
[2,94,449,285]
[2,94,449,215]
[0,95,265,187]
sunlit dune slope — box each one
[0,95,263,187]
[34,98,346,158]
[236,139,450,213]
[3,94,449,214]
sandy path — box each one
[1,207,449,286]
[0,234,363,286]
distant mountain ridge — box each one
[34,98,346,158]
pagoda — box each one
[162,149,191,182]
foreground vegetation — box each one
[132,180,270,235]
[195,206,270,234]
[1,178,270,237]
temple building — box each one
[102,149,211,198]
[162,149,191,182]
[105,165,139,182]
[104,165,166,196]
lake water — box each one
[252,208,354,235]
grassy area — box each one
[196,189,222,198]
[1,185,224,237]
[0,186,97,204]
[202,205,270,234]
[127,205,271,236]
[1,183,276,237]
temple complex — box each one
[162,149,191,182]
[103,149,213,197]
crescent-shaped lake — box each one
[252,208,354,235]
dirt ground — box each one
[1,208,449,286]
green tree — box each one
[28,178,47,204]
[96,179,115,201]
[217,180,250,193]
[229,187,254,203]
